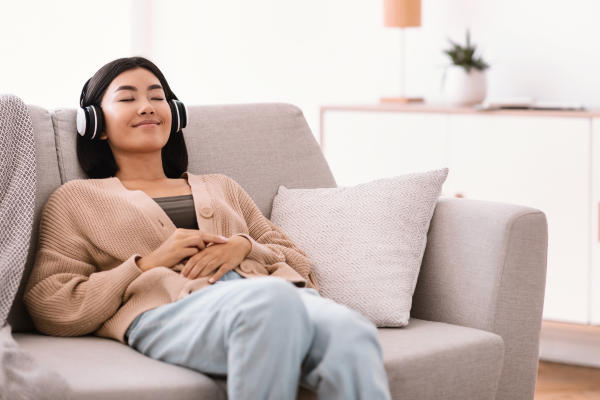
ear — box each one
[99,131,108,140]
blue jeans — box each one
[126,270,391,400]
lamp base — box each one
[380,97,424,103]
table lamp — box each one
[381,0,424,103]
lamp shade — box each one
[384,0,421,28]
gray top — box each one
[152,194,199,230]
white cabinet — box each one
[321,105,600,325]
[323,111,448,187]
[449,115,591,324]
[592,118,600,325]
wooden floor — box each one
[535,361,600,400]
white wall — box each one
[0,0,133,109]
[2,0,600,141]
[412,0,600,107]
[151,0,600,140]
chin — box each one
[131,134,168,148]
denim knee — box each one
[324,306,379,343]
[230,279,313,353]
[242,278,306,319]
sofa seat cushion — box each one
[12,333,226,400]
[380,318,504,400]
[14,318,503,400]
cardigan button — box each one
[200,207,213,218]
[240,261,254,273]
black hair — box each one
[77,56,188,179]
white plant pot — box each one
[443,66,487,106]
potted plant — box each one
[442,30,489,105]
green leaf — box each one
[442,29,489,70]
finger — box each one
[181,259,194,278]
[201,233,228,245]
[182,236,206,250]
[197,256,222,278]
[188,253,218,280]
[177,249,200,268]
[186,262,202,280]
[182,252,207,278]
[175,228,202,240]
[209,261,235,284]
[184,247,200,258]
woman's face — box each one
[98,67,172,154]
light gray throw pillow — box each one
[270,168,448,327]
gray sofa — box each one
[5,103,548,400]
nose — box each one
[138,98,155,115]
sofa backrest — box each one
[51,103,336,218]
[7,102,337,332]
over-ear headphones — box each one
[76,77,188,140]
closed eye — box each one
[119,97,164,101]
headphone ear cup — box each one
[95,106,105,139]
[77,108,87,136]
[179,101,188,130]
[168,100,177,134]
[168,99,188,134]
[77,105,105,140]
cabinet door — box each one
[322,111,448,188]
[449,115,591,324]
[592,118,600,325]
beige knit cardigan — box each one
[24,172,317,344]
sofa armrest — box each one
[411,197,548,400]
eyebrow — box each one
[114,84,163,93]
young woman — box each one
[24,57,392,400]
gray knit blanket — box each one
[0,94,34,326]
[0,94,72,399]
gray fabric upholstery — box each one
[290,319,506,400]
[411,197,548,400]
[50,109,87,185]
[13,333,225,400]
[50,103,337,219]
[381,318,504,400]
[14,318,503,400]
[0,325,72,399]
[7,105,63,332]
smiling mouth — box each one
[133,120,160,128]
[136,123,160,127]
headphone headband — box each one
[80,78,92,108]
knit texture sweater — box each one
[24,172,318,344]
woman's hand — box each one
[136,228,229,272]
[181,235,252,283]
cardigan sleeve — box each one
[23,200,143,337]
[228,178,319,290]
